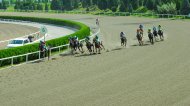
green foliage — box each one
[111,6,117,12]
[37,3,43,10]
[181,0,190,15]
[45,3,49,12]
[157,2,177,14]
[135,6,148,13]
[0,16,90,67]
[4,0,190,15]
[119,1,126,12]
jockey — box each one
[153,26,157,31]
[158,25,162,31]
[148,28,151,33]
[120,32,126,39]
[95,35,100,42]
[85,36,90,43]
[74,36,79,41]
[139,24,144,30]
[96,18,99,25]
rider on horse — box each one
[139,24,144,36]
[148,28,154,45]
[158,25,164,40]
[96,18,100,26]
[120,32,127,46]
[136,29,143,46]
[153,26,158,41]
[39,40,48,58]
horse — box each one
[136,33,143,46]
[39,42,48,59]
[158,30,164,41]
[93,38,101,54]
[153,30,158,41]
[121,37,127,47]
[148,32,154,45]
[140,29,144,37]
[86,41,94,54]
[69,38,80,54]
[78,41,84,53]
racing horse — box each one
[69,37,84,54]
[85,41,94,54]
[121,37,127,47]
[158,30,164,41]
[93,38,101,54]
[39,41,49,59]
[153,30,158,41]
[148,31,154,45]
[136,29,143,46]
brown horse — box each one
[86,41,94,54]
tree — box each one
[128,4,133,13]
[0,3,2,9]
[45,3,49,11]
[146,0,154,10]
[181,0,190,15]
[119,1,126,12]
[2,0,7,10]
[157,2,177,14]
[51,0,62,10]
[37,3,43,10]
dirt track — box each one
[0,23,38,41]
[0,12,190,106]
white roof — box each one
[12,38,28,41]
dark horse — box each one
[121,37,127,47]
[39,41,49,59]
[153,30,158,41]
[69,38,84,54]
[86,41,94,54]
[93,38,101,54]
[148,32,154,45]
[158,30,164,41]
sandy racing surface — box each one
[0,12,190,106]
[0,23,38,41]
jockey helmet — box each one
[153,26,156,31]
[139,24,143,28]
[95,35,99,39]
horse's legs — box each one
[92,44,95,53]
[101,42,105,50]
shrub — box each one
[135,6,148,13]
[157,2,177,14]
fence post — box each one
[39,51,41,59]
[26,54,28,63]
[11,57,13,66]
[59,47,61,52]
[50,48,52,56]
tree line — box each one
[1,0,190,15]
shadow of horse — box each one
[75,53,97,57]
[131,43,151,47]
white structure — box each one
[7,38,30,48]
